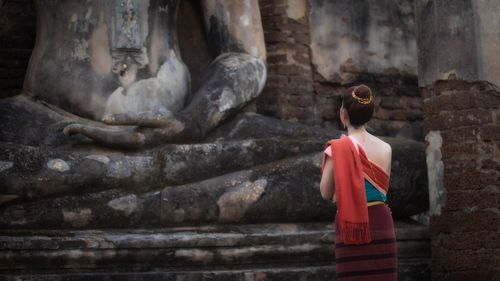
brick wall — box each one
[424,80,500,280]
[257,0,317,125]
[314,71,423,140]
[0,0,35,98]
[257,0,423,140]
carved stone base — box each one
[0,221,430,280]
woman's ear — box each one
[340,109,349,126]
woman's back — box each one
[349,133,392,176]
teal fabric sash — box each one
[365,179,387,202]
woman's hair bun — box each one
[342,84,374,127]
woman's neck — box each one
[346,125,367,137]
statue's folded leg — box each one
[102,52,267,138]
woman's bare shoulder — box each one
[370,135,392,154]
[368,135,392,172]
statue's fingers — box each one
[102,113,149,125]
[63,124,85,136]
[51,120,77,133]
[102,112,180,128]
[102,113,122,124]
[164,118,185,132]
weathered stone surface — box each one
[0,95,73,147]
[383,137,429,217]
[416,0,500,87]
[256,0,423,139]
[0,154,322,229]
[0,221,430,280]
[310,0,417,81]
[0,99,428,228]
[160,154,328,225]
[0,136,325,204]
[421,79,500,279]
[0,106,428,230]
[0,139,427,229]
[0,262,431,281]
[207,112,341,141]
[212,114,429,218]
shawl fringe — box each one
[339,221,372,244]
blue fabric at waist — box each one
[365,179,387,202]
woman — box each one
[320,85,397,281]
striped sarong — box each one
[335,204,397,280]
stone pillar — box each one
[257,0,316,124]
[417,0,500,279]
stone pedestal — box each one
[0,221,430,281]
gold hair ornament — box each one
[352,88,373,105]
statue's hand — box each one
[101,111,182,129]
[61,112,189,149]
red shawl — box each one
[322,136,389,244]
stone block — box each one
[266,54,288,64]
[268,64,310,76]
[440,231,500,251]
[443,190,499,212]
[431,209,500,234]
[292,32,310,45]
[260,6,286,16]
[444,170,500,190]
[292,52,311,66]
[380,97,404,109]
[439,126,481,143]
[426,109,493,131]
[288,95,314,107]
[480,124,500,141]
[432,247,497,272]
[264,31,289,44]
[448,270,500,281]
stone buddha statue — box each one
[0,0,428,230]
[24,0,266,148]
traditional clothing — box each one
[322,136,397,281]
